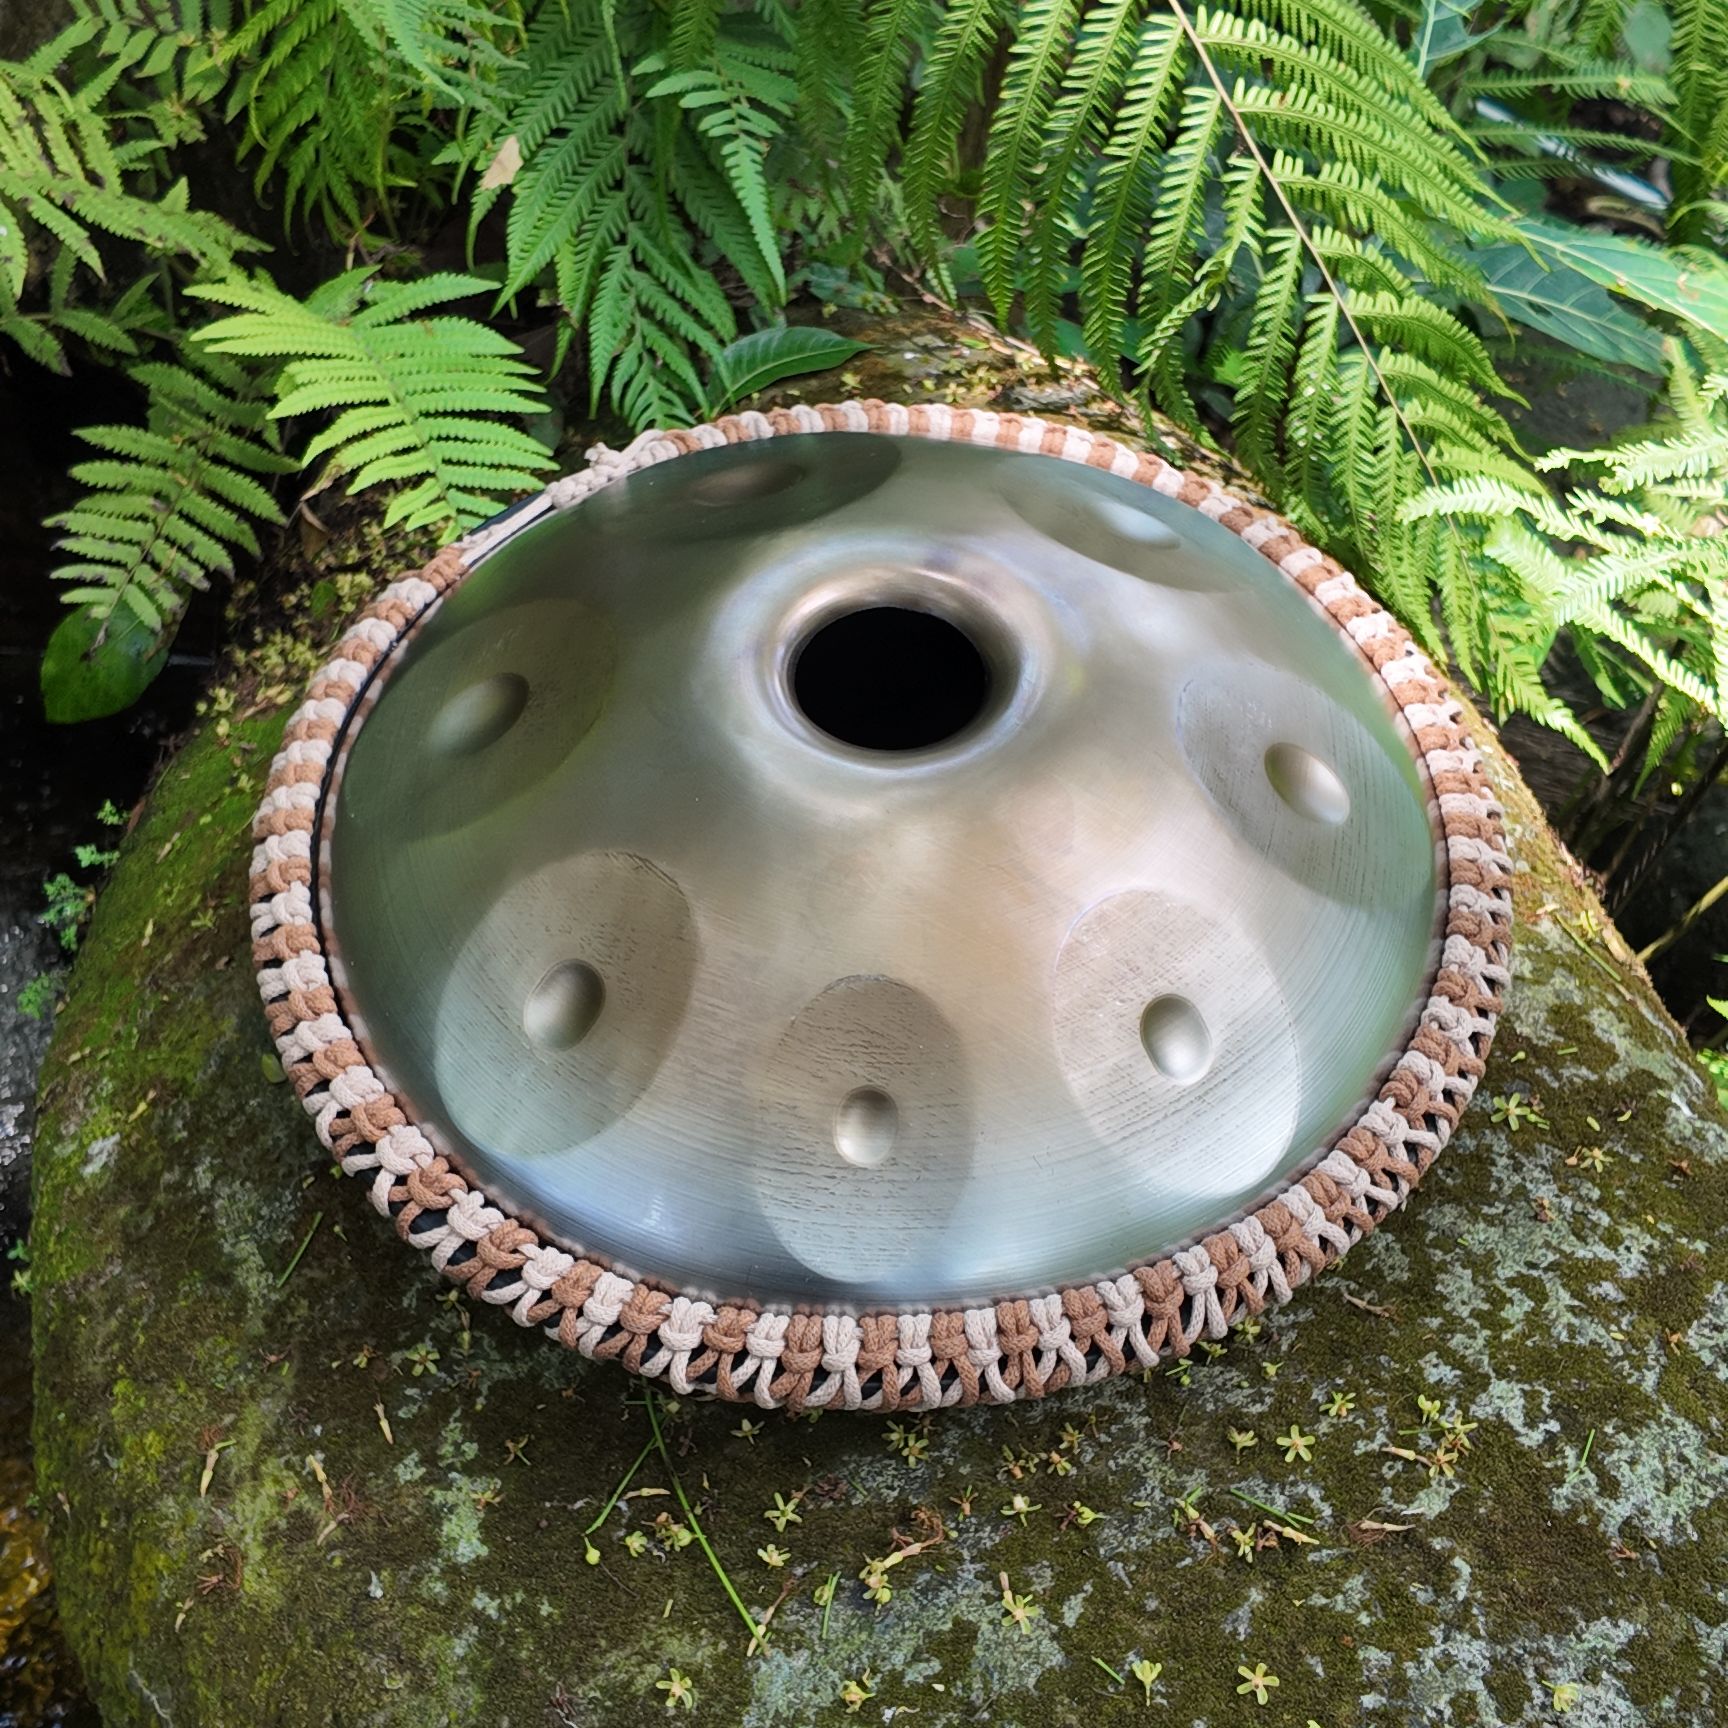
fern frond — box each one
[1138,85,1223,340]
[1272,158,1488,296]
[639,33,797,298]
[1262,0,1465,136]
[667,0,723,68]
[671,131,781,308]
[335,0,516,107]
[902,0,1009,264]
[1467,62,1673,106]
[0,51,250,368]
[1344,289,1509,398]
[587,185,733,425]
[1229,82,1498,237]
[65,0,238,132]
[977,0,1081,316]
[190,270,554,532]
[849,0,933,222]
[442,5,790,421]
[1232,226,1304,481]
[46,347,291,639]
[1080,14,1187,369]
[1405,345,1728,733]
[1635,687,1690,790]
[1023,0,1141,350]
[224,0,417,238]
[1574,0,1634,54]
[1282,290,1343,527]
[1662,0,1728,243]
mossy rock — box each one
[31,324,1728,1727]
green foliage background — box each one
[2,0,1726,799]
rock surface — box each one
[30,317,1728,1727]
[0,0,71,63]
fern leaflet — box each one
[48,348,292,640]
[190,269,556,532]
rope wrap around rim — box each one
[250,399,1514,1412]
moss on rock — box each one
[30,320,1728,1728]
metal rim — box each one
[251,399,1514,1411]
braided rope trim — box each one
[251,399,1513,1412]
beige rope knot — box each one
[894,1313,933,1368]
[658,1297,713,1355]
[518,1244,574,1292]
[1173,1244,1225,1343]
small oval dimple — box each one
[523,960,605,1051]
[687,459,804,507]
[834,1086,899,1168]
[1140,995,1212,1084]
[429,671,529,757]
[1264,741,1351,825]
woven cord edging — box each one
[250,400,1514,1412]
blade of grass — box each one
[277,1211,323,1285]
[584,1438,656,1536]
[643,1394,766,1647]
[1228,1488,1316,1526]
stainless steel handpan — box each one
[258,407,1511,1408]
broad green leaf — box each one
[1474,241,1665,372]
[1517,218,1728,344]
[706,327,869,415]
[1410,0,1498,75]
[1620,0,1671,73]
[40,602,171,723]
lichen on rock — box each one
[29,319,1728,1727]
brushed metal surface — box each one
[326,434,1441,1309]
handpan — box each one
[251,402,1512,1410]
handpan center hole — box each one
[793,606,991,752]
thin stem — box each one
[583,1437,656,1536]
[1227,1488,1316,1526]
[1637,867,1728,964]
[1611,731,1728,910]
[276,1211,324,1285]
[642,1394,766,1648]
[1564,1427,1595,1483]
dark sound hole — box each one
[792,607,992,752]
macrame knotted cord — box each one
[250,399,1514,1411]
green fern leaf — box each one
[191,270,554,532]
[977,0,1082,317]
[1081,15,1188,371]
[639,36,796,299]
[849,0,932,222]
[225,0,414,238]
[1023,0,1142,351]
[0,52,248,369]
[44,348,291,671]
[903,0,1009,265]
